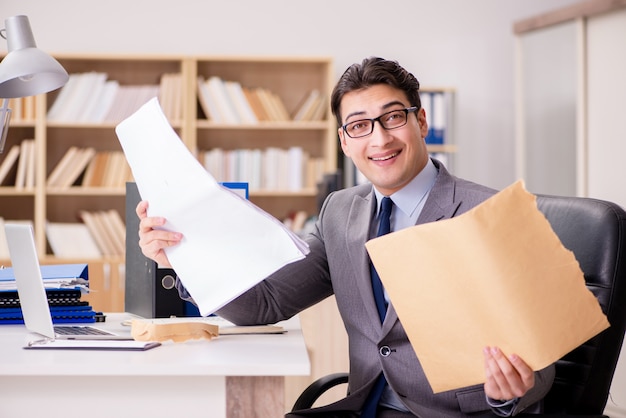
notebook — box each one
[4,223,132,341]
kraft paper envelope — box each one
[365,180,609,393]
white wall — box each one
[1,0,581,190]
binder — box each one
[125,182,193,318]
[0,305,96,324]
[0,263,95,324]
[0,263,89,289]
[124,182,248,318]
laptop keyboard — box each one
[54,326,113,336]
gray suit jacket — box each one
[217,159,555,417]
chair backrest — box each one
[536,195,626,414]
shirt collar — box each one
[373,158,438,218]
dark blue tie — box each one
[361,196,393,418]
[371,196,393,321]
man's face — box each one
[338,84,429,196]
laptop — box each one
[4,223,132,340]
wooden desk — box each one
[0,313,310,418]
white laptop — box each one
[4,223,132,341]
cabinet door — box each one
[587,9,626,209]
[517,20,579,197]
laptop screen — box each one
[5,223,58,339]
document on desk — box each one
[366,180,609,393]
[24,339,161,351]
[115,98,310,316]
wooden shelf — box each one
[0,54,337,263]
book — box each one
[7,98,22,122]
[254,88,275,121]
[97,210,125,256]
[47,72,79,121]
[90,80,120,123]
[224,81,258,124]
[14,139,33,189]
[293,89,320,121]
[76,72,108,122]
[25,139,36,189]
[159,73,183,122]
[243,86,270,121]
[46,146,80,187]
[79,210,113,256]
[197,77,221,122]
[0,144,20,186]
[61,147,96,188]
[206,76,240,124]
[46,222,102,258]
[79,210,125,257]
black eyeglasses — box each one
[341,106,418,139]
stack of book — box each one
[46,147,133,189]
[0,139,36,188]
[2,96,37,123]
[46,209,126,259]
[46,71,182,124]
[0,264,98,324]
[202,146,326,192]
[197,76,327,123]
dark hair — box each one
[330,57,421,127]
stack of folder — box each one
[0,264,99,324]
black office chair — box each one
[292,195,626,417]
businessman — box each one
[136,57,555,417]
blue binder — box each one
[0,263,89,291]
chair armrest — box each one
[291,372,349,411]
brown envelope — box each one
[365,180,609,393]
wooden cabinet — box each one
[514,0,626,209]
[514,2,626,416]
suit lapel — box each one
[345,190,385,329]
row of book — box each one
[0,142,134,189]
[1,97,37,123]
[202,146,326,192]
[47,147,133,189]
[0,262,97,324]
[0,142,329,191]
[0,139,35,188]
[5,73,327,125]
[46,71,182,123]
[46,210,126,258]
[197,76,327,124]
[0,211,125,260]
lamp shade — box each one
[0,15,68,98]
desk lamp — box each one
[0,15,68,152]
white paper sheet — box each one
[116,98,309,316]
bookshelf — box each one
[0,54,336,264]
[0,53,338,314]
[192,56,336,217]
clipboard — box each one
[24,339,161,351]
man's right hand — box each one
[136,200,183,268]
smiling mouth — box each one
[370,151,399,161]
